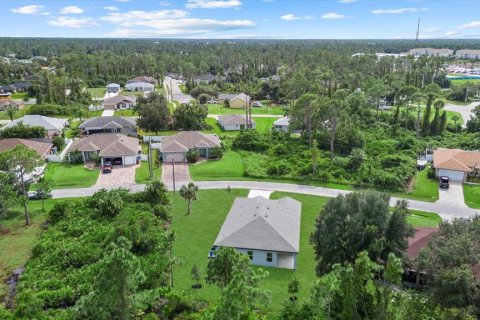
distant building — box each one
[1,115,68,137]
[194,73,217,84]
[0,99,25,111]
[456,49,480,60]
[106,83,120,93]
[217,114,256,131]
[102,95,136,110]
[272,116,291,132]
[11,82,31,92]
[409,48,453,57]
[125,82,154,93]
[79,116,137,136]
[126,76,158,85]
[213,196,301,270]
[218,93,251,109]
[32,56,48,62]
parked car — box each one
[439,176,450,189]
[208,100,217,104]
[102,161,112,174]
[416,159,428,170]
[28,191,51,200]
[253,101,263,107]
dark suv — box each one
[102,161,112,174]
[439,176,450,189]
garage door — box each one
[164,153,185,163]
[438,169,465,182]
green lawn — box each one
[64,120,81,138]
[113,109,137,117]
[190,150,245,180]
[463,184,480,209]
[35,163,99,189]
[9,92,28,99]
[450,79,480,85]
[392,168,439,202]
[0,106,30,120]
[135,159,161,184]
[408,209,442,228]
[178,84,188,94]
[87,87,106,98]
[254,117,277,134]
[207,102,285,115]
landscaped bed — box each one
[207,102,285,115]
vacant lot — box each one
[207,102,285,115]
[87,87,106,98]
[37,163,99,189]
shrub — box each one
[52,136,65,151]
[209,147,223,159]
[186,150,199,163]
[267,160,290,176]
[271,143,289,156]
[197,93,209,105]
[232,130,269,152]
[68,150,84,164]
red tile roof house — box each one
[403,227,438,286]
[433,148,480,182]
[159,131,221,163]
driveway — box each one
[101,109,114,117]
[162,162,191,190]
[164,76,193,104]
[95,165,136,188]
[444,101,479,128]
[438,181,467,207]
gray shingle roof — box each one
[218,114,256,126]
[214,197,301,253]
[79,116,136,130]
[1,115,67,131]
[160,131,221,153]
[102,95,135,105]
[273,116,290,126]
[67,134,139,157]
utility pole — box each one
[148,137,153,179]
[415,17,420,47]
[172,161,176,194]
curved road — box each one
[51,180,478,221]
[444,101,479,128]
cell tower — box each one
[415,17,420,47]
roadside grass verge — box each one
[33,163,99,189]
[463,184,480,209]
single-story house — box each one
[159,131,221,163]
[11,82,31,92]
[403,227,438,286]
[102,95,136,110]
[217,114,256,131]
[0,138,54,158]
[66,134,140,166]
[125,82,155,93]
[126,76,158,85]
[213,196,301,270]
[79,116,137,136]
[0,85,16,94]
[272,116,291,132]
[218,93,251,109]
[433,148,480,182]
[194,73,217,84]
[1,115,68,137]
[106,83,120,93]
[0,99,25,111]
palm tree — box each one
[6,106,16,121]
[180,182,199,215]
[452,115,460,126]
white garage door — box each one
[164,153,185,163]
[438,169,464,182]
[123,155,136,166]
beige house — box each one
[217,114,256,131]
[218,93,251,109]
[159,131,221,163]
[433,148,480,182]
[0,138,54,158]
[0,99,25,111]
[102,95,136,110]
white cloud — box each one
[372,7,428,14]
[339,0,356,3]
[459,21,480,30]
[280,14,313,21]
[49,16,99,28]
[159,1,171,6]
[321,12,346,20]
[186,0,241,9]
[11,5,46,14]
[445,31,462,37]
[102,9,188,23]
[59,6,84,14]
[423,27,441,33]
[104,6,119,11]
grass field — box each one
[450,79,480,85]
[9,92,28,99]
[113,109,137,117]
[87,87,106,98]
[463,184,480,209]
[135,159,161,184]
[408,209,442,227]
[34,163,99,189]
[207,102,285,115]
[0,106,30,120]
[392,168,439,202]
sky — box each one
[1,0,480,39]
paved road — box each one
[164,76,192,104]
[444,101,479,128]
[51,180,479,221]
[208,114,284,120]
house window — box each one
[266,252,273,262]
[247,250,253,260]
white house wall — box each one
[236,248,279,268]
